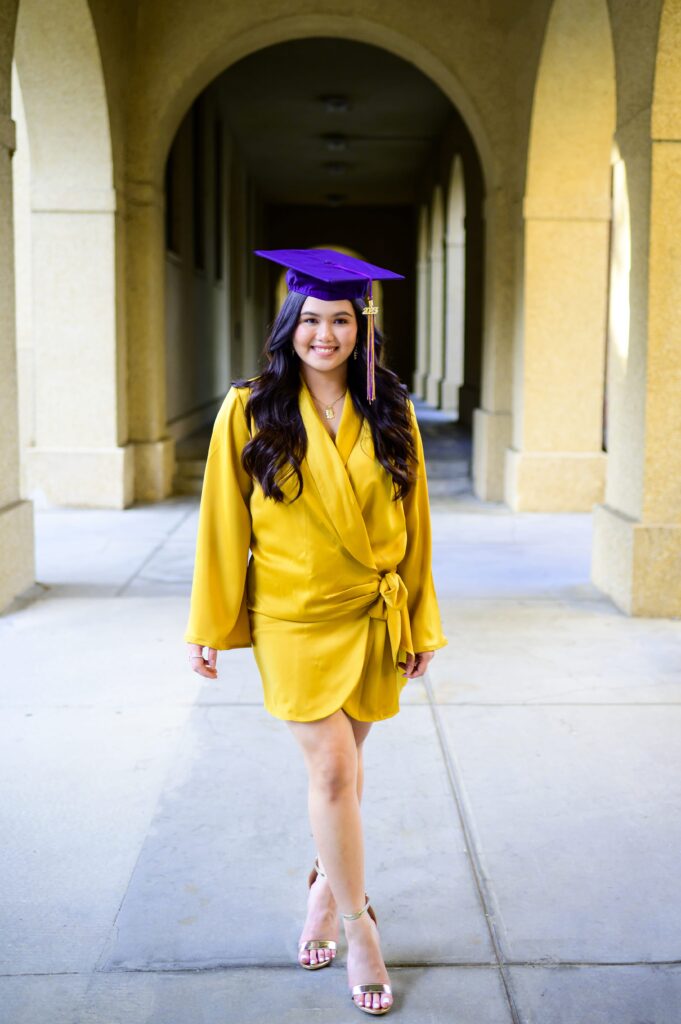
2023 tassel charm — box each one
[362,285,379,403]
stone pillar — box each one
[412,205,429,398]
[0,111,34,609]
[23,182,134,507]
[592,135,681,616]
[472,187,514,501]
[504,191,610,511]
[425,187,444,407]
[441,157,465,412]
[125,180,175,501]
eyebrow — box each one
[300,309,352,317]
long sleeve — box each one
[397,401,448,653]
[184,386,253,650]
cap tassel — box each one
[362,285,379,403]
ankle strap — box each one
[341,894,371,921]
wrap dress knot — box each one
[367,571,411,667]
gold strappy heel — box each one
[341,895,392,1016]
[297,857,338,971]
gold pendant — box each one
[324,407,335,419]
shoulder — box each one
[218,380,257,414]
[212,382,255,441]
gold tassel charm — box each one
[362,289,379,403]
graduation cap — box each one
[254,248,405,402]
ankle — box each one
[343,913,374,938]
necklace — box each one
[309,388,347,420]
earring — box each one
[353,346,358,360]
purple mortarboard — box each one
[254,248,405,401]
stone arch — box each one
[441,155,466,413]
[12,0,130,507]
[506,0,616,511]
[129,15,495,190]
[125,17,495,496]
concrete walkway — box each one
[2,470,681,1022]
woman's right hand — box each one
[187,643,218,679]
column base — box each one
[25,446,135,509]
[505,449,606,511]
[440,377,460,414]
[592,504,681,617]
[133,438,175,502]
[0,500,35,611]
[411,370,427,399]
[472,408,511,502]
[425,374,442,408]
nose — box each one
[315,320,335,342]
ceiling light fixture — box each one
[322,133,348,151]
[320,95,351,113]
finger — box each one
[194,662,217,679]
[401,655,417,679]
[206,648,218,670]
[411,652,435,678]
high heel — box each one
[298,857,338,971]
[341,896,392,1016]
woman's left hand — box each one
[398,651,435,679]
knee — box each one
[310,748,357,802]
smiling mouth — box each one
[311,345,338,353]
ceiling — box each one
[216,38,454,206]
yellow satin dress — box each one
[184,374,447,722]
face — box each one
[292,298,358,372]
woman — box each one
[184,248,447,1016]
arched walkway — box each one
[123,12,503,501]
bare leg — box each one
[287,710,392,1011]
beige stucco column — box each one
[22,184,134,508]
[0,110,34,609]
[441,156,465,412]
[504,0,615,512]
[412,204,429,398]
[472,186,514,502]
[592,131,681,616]
[125,180,175,501]
[13,0,134,508]
[425,187,445,407]
[504,192,611,511]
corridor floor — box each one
[2,461,681,1022]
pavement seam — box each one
[424,675,523,1024]
[3,959,681,980]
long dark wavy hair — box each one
[232,290,418,503]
